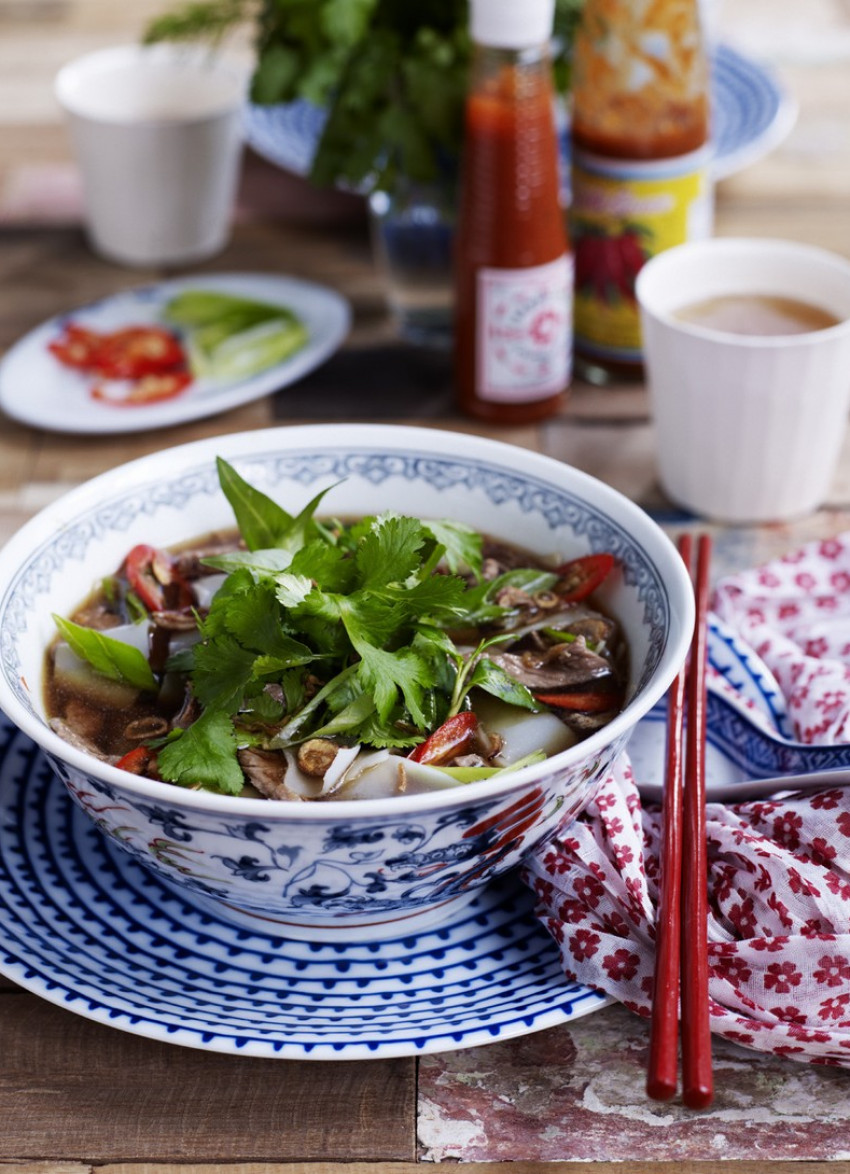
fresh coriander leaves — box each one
[192,568,316,712]
[355,513,426,589]
[158,708,244,795]
[189,466,543,768]
[144,1,585,191]
[58,454,558,797]
[192,635,260,712]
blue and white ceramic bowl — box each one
[0,425,693,940]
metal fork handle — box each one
[637,767,850,805]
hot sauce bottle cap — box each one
[470,0,555,49]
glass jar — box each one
[368,174,456,350]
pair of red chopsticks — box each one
[647,532,714,1110]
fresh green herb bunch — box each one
[144,0,584,192]
[158,459,546,793]
[52,458,565,795]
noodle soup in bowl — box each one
[0,424,693,941]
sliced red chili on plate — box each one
[534,690,623,712]
[554,553,615,604]
[48,323,104,371]
[127,370,192,403]
[408,712,479,765]
[91,370,192,407]
[95,326,186,379]
[49,321,192,408]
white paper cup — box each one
[636,238,850,523]
[55,44,248,267]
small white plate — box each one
[0,273,350,435]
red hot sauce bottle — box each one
[454,0,572,423]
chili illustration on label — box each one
[572,148,712,363]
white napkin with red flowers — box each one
[523,534,850,1068]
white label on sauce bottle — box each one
[475,254,572,402]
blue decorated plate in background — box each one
[244,44,797,185]
[629,614,850,803]
[710,43,798,180]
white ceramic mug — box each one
[636,238,850,523]
[55,44,248,267]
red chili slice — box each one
[115,745,159,776]
[48,323,104,371]
[91,370,192,407]
[554,553,615,604]
[124,544,167,612]
[127,370,192,403]
[534,690,622,712]
[95,326,186,379]
[49,321,189,395]
[408,712,479,765]
[123,544,194,612]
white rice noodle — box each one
[52,642,139,707]
[192,573,228,609]
[93,621,150,655]
[472,695,579,761]
[280,697,579,801]
[333,754,459,799]
[318,744,362,795]
[281,750,323,799]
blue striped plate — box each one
[0,711,607,1059]
[0,610,800,1055]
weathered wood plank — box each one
[0,995,416,1163]
[0,1163,88,1174]
[419,1007,850,1163]
[68,1163,850,1174]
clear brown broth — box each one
[45,525,627,779]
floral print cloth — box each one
[523,534,850,1067]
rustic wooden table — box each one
[2,3,850,1171]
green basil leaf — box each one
[217,456,297,551]
[53,615,158,693]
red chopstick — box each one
[646,533,691,1102]
[681,533,714,1109]
[646,533,714,1109]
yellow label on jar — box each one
[571,147,712,362]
